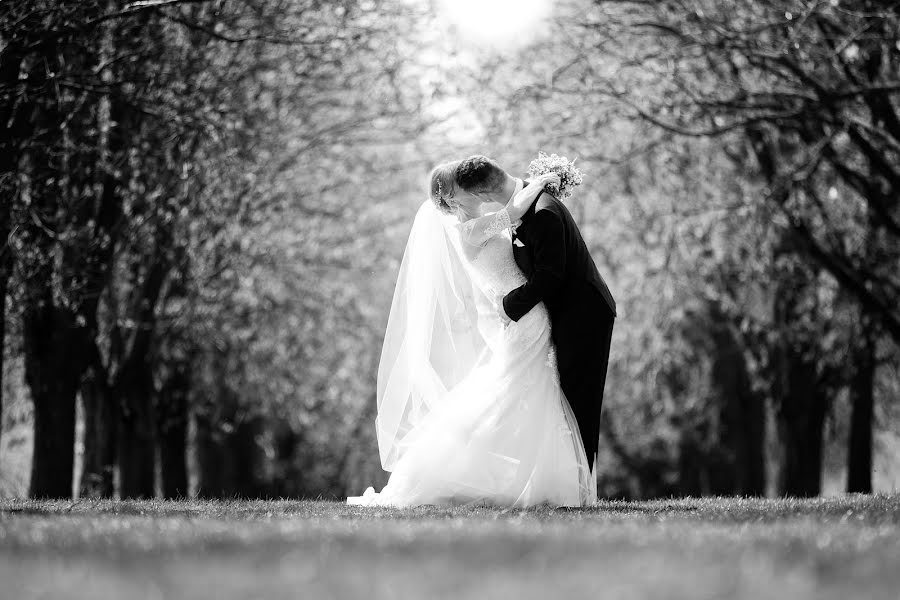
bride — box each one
[348,161,596,508]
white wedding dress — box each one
[348,202,595,508]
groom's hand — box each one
[501,207,567,323]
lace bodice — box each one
[457,209,525,296]
[467,231,526,297]
[456,208,552,358]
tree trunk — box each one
[114,254,169,500]
[158,368,190,499]
[80,13,127,499]
[708,313,766,496]
[764,230,831,497]
[24,302,85,498]
[230,416,265,498]
[677,435,704,497]
[195,403,266,499]
[271,423,301,498]
[737,385,766,496]
[771,271,828,497]
[195,407,229,498]
[775,356,828,497]
[847,329,876,494]
[79,360,116,498]
[159,410,188,499]
[117,367,157,499]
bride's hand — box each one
[506,173,561,221]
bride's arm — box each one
[506,173,560,221]
[458,210,513,247]
[458,174,560,247]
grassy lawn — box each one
[1,495,899,599]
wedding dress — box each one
[348,202,595,508]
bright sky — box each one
[436,0,551,46]
[409,0,555,149]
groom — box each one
[454,155,617,472]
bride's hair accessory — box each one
[527,152,584,201]
[429,160,460,214]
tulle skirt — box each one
[348,308,596,508]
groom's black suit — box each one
[502,182,616,472]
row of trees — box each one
[630,0,898,496]
[569,0,900,496]
[1,0,427,498]
[1,0,897,499]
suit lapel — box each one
[510,178,536,275]
[515,192,539,239]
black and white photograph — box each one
[1,0,900,598]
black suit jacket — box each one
[502,184,616,323]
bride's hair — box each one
[429,160,460,214]
[456,155,506,195]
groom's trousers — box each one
[552,286,616,474]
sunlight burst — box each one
[437,0,551,45]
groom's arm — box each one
[502,208,566,322]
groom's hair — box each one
[456,155,507,195]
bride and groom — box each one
[349,155,616,508]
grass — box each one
[1,495,900,599]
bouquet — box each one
[527,151,584,201]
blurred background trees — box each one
[583,0,900,497]
[1,0,897,500]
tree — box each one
[2,0,431,498]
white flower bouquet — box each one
[527,152,584,201]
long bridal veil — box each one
[376,201,496,471]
